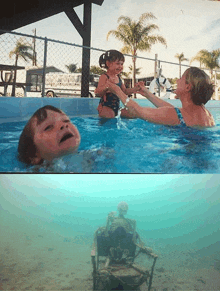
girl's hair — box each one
[18,105,63,165]
[99,50,125,69]
[185,67,214,105]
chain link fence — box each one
[0,29,219,99]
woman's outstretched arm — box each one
[138,84,174,108]
[106,81,179,125]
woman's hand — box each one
[135,81,145,89]
[136,82,149,97]
[131,81,145,94]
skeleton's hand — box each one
[108,211,117,218]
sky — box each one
[12,0,220,78]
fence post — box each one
[214,70,219,100]
[41,37,48,97]
[158,60,161,97]
[154,54,158,78]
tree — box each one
[90,65,105,75]
[9,38,34,96]
[121,65,141,78]
[190,51,203,68]
[190,49,220,79]
[75,68,82,73]
[175,53,188,78]
[107,13,167,97]
[65,63,77,73]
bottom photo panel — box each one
[0,174,220,291]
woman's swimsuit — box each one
[99,73,122,116]
[174,107,186,126]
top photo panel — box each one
[0,0,220,173]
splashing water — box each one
[115,107,127,129]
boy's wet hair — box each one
[185,67,214,105]
[99,50,125,69]
[18,105,63,165]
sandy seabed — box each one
[0,210,220,291]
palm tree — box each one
[190,51,203,69]
[107,13,167,97]
[65,63,77,73]
[9,38,34,96]
[121,65,141,78]
[128,65,141,76]
[175,53,188,78]
[90,65,105,75]
[190,49,220,79]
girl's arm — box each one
[120,82,141,96]
[138,84,174,108]
[94,74,109,97]
[121,83,139,95]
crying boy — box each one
[18,105,81,165]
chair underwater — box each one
[91,226,158,291]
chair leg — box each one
[93,275,96,291]
[97,255,99,270]
[105,257,110,268]
[91,256,97,290]
[148,257,157,291]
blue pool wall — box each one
[0,97,219,124]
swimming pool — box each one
[0,107,220,173]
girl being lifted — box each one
[95,50,141,118]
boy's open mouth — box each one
[60,133,74,144]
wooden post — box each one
[81,3,92,97]
[65,3,92,97]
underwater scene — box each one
[0,174,220,291]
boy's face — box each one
[31,110,81,164]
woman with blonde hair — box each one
[106,67,215,127]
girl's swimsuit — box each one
[174,107,186,126]
[99,73,122,116]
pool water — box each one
[0,108,220,173]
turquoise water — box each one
[0,107,220,173]
[0,174,220,290]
